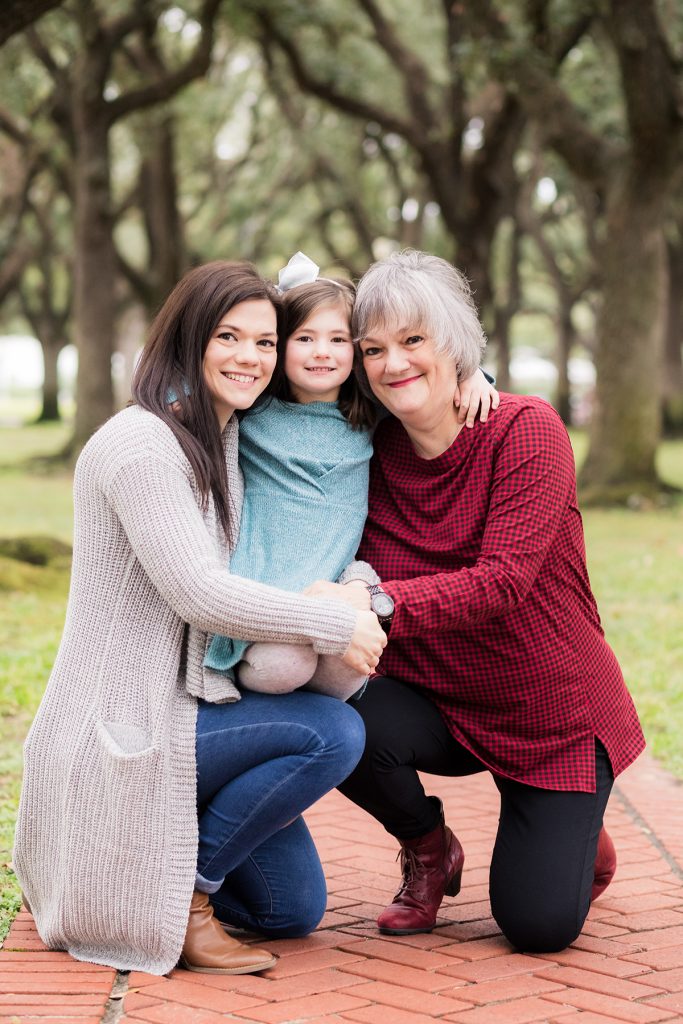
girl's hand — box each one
[304,579,371,611]
[455,371,500,428]
[342,610,387,675]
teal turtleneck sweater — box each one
[205,399,373,674]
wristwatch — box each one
[367,584,395,634]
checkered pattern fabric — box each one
[359,393,645,792]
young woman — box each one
[13,261,386,977]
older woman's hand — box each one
[455,371,500,428]
[342,610,387,675]
[304,579,371,610]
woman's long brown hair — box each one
[131,260,280,541]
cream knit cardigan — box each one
[13,406,356,975]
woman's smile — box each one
[386,374,423,388]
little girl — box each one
[204,253,495,699]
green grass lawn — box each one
[0,421,681,939]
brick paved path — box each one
[3,751,683,1024]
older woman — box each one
[324,251,645,953]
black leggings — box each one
[338,676,614,953]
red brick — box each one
[436,953,548,983]
[614,924,683,951]
[438,936,512,961]
[0,1005,106,1017]
[0,1017,103,1024]
[581,921,631,939]
[0,994,107,1007]
[335,938,455,971]
[338,958,468,992]
[544,1015,631,1024]
[628,967,683,993]
[134,978,264,1013]
[442,995,579,1023]
[622,948,683,971]
[599,892,682,914]
[0,958,113,974]
[435,919,505,942]
[341,1004,449,1024]
[123,991,165,1012]
[178,965,363,1001]
[231,989,373,1023]
[0,953,73,962]
[327,979,473,1017]
[600,910,683,932]
[533,965,665,1000]
[542,987,678,1021]
[124,1003,233,1023]
[265,931,363,956]
[265,947,366,978]
[369,930,456,950]
[128,971,168,988]
[640,993,683,1015]
[570,936,643,957]
[528,949,654,979]
[607,877,681,898]
[448,972,566,1005]
[0,973,112,994]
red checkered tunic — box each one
[359,393,645,792]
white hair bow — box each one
[277,251,320,292]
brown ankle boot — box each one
[180,890,277,974]
[377,801,464,935]
[591,828,617,901]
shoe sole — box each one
[377,864,463,936]
[179,955,278,974]
[379,925,434,935]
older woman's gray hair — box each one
[353,250,487,381]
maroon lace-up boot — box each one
[591,827,617,901]
[377,802,464,935]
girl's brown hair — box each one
[131,260,280,540]
[269,279,378,430]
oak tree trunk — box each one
[555,308,574,426]
[37,329,63,422]
[662,237,683,433]
[580,173,666,499]
[72,107,116,450]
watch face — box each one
[373,592,394,617]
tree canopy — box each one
[1,0,682,501]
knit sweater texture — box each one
[12,405,356,975]
[206,399,372,673]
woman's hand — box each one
[455,371,500,428]
[304,579,371,611]
[342,610,387,675]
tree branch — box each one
[255,8,417,146]
[355,0,436,140]
[605,0,683,169]
[0,0,62,46]
[25,25,69,86]
[466,1,611,186]
[105,0,221,125]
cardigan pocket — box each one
[59,720,168,959]
[95,719,162,777]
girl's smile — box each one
[285,305,354,404]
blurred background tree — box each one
[0,0,682,502]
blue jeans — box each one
[195,689,365,937]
